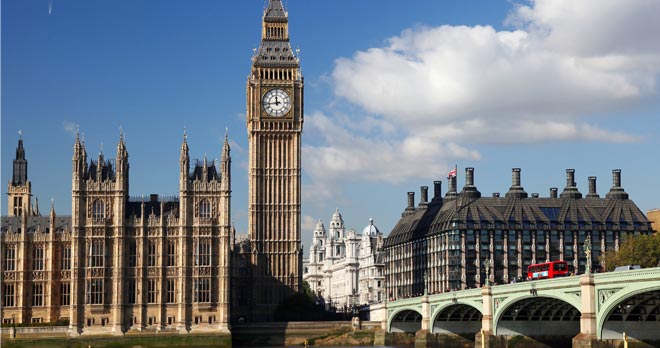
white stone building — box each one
[303,209,385,311]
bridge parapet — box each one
[380,268,660,346]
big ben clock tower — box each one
[246,0,303,318]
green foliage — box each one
[301,280,318,301]
[273,291,341,322]
[600,233,660,271]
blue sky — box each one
[3,0,660,254]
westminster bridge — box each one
[370,267,660,347]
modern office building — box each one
[383,168,654,299]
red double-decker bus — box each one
[527,261,570,280]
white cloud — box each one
[63,121,78,138]
[301,0,659,209]
[301,215,318,233]
[303,112,480,184]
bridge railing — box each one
[592,267,660,284]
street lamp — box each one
[584,235,592,275]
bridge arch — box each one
[388,308,423,333]
[598,285,660,340]
[494,294,581,340]
[431,302,483,334]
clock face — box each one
[262,89,292,117]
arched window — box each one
[92,200,105,221]
[199,199,211,219]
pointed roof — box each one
[222,127,231,161]
[253,0,298,68]
[314,219,326,235]
[330,208,344,228]
[12,135,28,186]
[264,0,287,22]
[180,128,189,160]
[384,169,653,248]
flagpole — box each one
[454,164,458,217]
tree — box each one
[301,280,318,302]
[600,233,660,271]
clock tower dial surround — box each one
[245,0,304,319]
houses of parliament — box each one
[1,0,303,335]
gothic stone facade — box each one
[303,210,385,311]
[2,133,232,335]
[384,168,654,299]
[2,0,305,330]
[241,0,304,321]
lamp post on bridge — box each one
[476,258,493,287]
[584,235,592,275]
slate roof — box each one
[126,200,179,219]
[253,0,298,68]
[1,216,72,234]
[384,191,653,248]
[264,0,287,21]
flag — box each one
[447,167,457,179]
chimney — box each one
[566,169,576,187]
[550,187,558,198]
[506,167,528,198]
[465,167,474,187]
[586,176,599,198]
[418,186,429,211]
[407,192,415,209]
[445,175,458,199]
[461,167,481,198]
[606,169,628,199]
[433,181,442,201]
[512,168,521,187]
[612,169,621,188]
[560,169,582,199]
[420,186,428,204]
[493,193,500,198]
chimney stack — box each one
[445,173,458,199]
[420,186,428,204]
[407,192,415,209]
[465,167,474,187]
[566,169,576,187]
[586,176,599,198]
[461,167,481,198]
[606,169,628,199]
[512,168,521,187]
[560,169,582,199]
[433,181,442,201]
[612,169,621,188]
[418,186,429,211]
[403,192,416,216]
[506,168,528,198]
[550,187,558,198]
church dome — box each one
[362,218,380,236]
